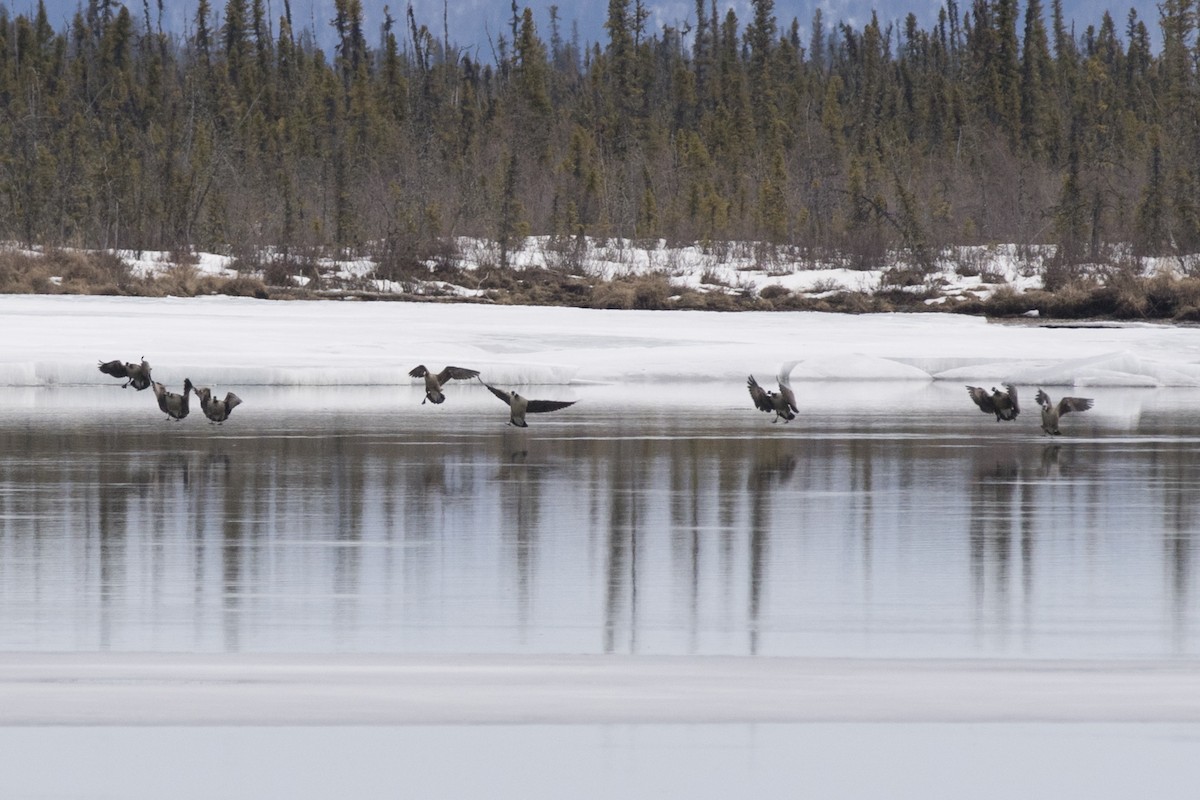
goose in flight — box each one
[1035,389,1093,435]
[98,357,152,390]
[152,379,193,421]
[747,362,799,423]
[193,386,243,424]
[409,365,481,404]
[967,384,1019,421]
[481,381,576,427]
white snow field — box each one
[4,293,1200,390]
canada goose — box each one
[1035,389,1093,435]
[481,381,576,427]
[967,384,1020,421]
[152,379,193,421]
[193,385,243,424]
[98,357,152,390]
[747,368,798,423]
[408,365,481,404]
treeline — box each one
[0,0,1197,276]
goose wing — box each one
[224,392,243,411]
[483,383,514,407]
[778,383,799,413]
[1003,384,1020,414]
[776,360,799,388]
[438,366,480,383]
[1057,396,1093,416]
[151,382,169,413]
[748,376,774,413]
[525,399,576,414]
[1035,389,1050,409]
[98,359,131,378]
[966,386,995,413]
[407,365,429,378]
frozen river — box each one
[4,296,1200,796]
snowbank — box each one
[4,294,1200,388]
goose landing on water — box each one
[152,379,193,421]
[193,386,243,424]
[967,384,1020,421]
[480,381,576,427]
[408,365,480,404]
[747,362,799,423]
[98,357,152,390]
[1035,389,1093,435]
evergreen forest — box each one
[1,0,1198,282]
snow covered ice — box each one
[5,294,1200,390]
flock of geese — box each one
[965,383,1094,435]
[100,357,1095,434]
[96,358,577,428]
[745,366,1094,435]
[407,364,576,426]
[98,358,242,424]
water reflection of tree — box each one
[745,444,795,655]
[668,439,704,654]
[969,452,1021,646]
[496,438,548,642]
[603,438,649,654]
[1158,449,1197,654]
[14,411,1200,662]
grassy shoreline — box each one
[5,242,1200,321]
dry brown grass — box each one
[0,248,274,299]
[13,245,1200,320]
[969,273,1200,321]
[0,250,54,293]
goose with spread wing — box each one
[748,362,799,423]
[1035,389,1093,435]
[193,385,243,424]
[480,381,576,427]
[409,365,480,404]
[98,357,152,390]
[967,384,1020,421]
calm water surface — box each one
[1,382,1198,659]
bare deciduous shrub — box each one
[879,266,927,287]
[953,246,988,277]
[632,275,672,309]
[171,249,200,267]
[1043,259,1086,292]
[979,285,1034,316]
[218,276,270,298]
[42,249,133,293]
[589,282,636,309]
[699,291,738,311]
[544,235,589,273]
[758,284,791,300]
[825,291,882,313]
[0,250,55,293]
[258,252,318,287]
[806,277,844,294]
[1145,274,1200,317]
